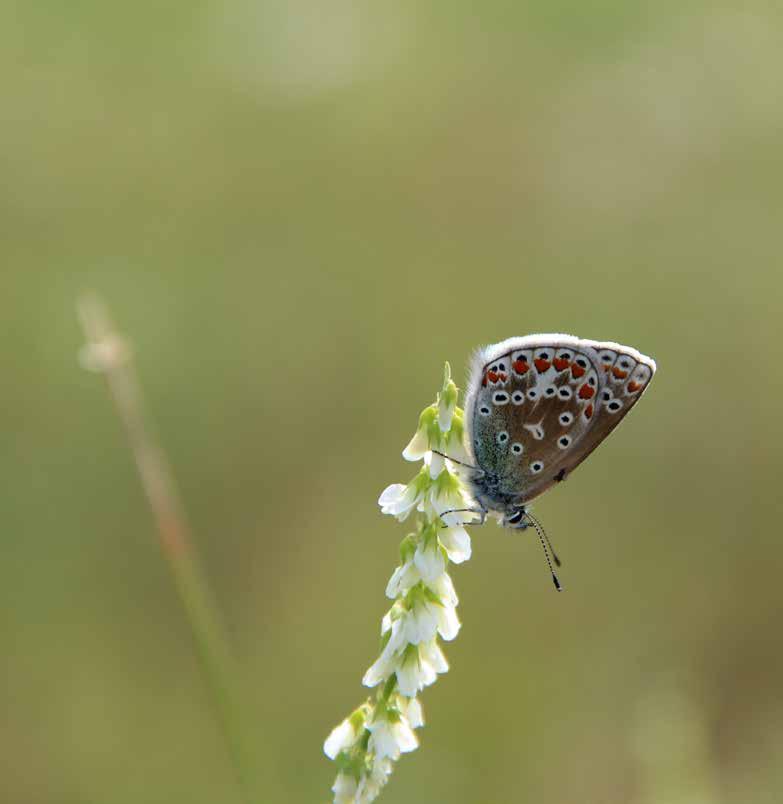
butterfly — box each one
[441,334,656,588]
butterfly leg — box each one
[430,450,482,473]
[438,507,487,528]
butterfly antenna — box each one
[525,511,562,567]
[526,513,562,592]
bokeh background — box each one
[3,2,782,803]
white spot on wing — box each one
[523,423,545,441]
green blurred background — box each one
[3,2,782,802]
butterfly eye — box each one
[497,431,509,445]
[558,435,572,450]
[479,405,491,416]
[530,461,544,474]
[507,509,525,525]
[511,442,523,455]
[559,412,574,426]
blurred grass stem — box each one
[77,293,255,803]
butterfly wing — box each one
[464,334,656,506]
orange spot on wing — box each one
[499,372,507,382]
[603,364,612,373]
[612,367,629,379]
[487,370,498,383]
[571,364,586,378]
[482,374,488,387]
[553,357,570,372]
[513,359,529,374]
[578,384,595,400]
[584,403,594,419]
[534,358,551,373]
[627,380,643,393]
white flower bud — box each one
[323,718,355,760]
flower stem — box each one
[380,675,398,703]
[77,293,255,803]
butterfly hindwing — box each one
[465,334,655,506]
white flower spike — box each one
[323,363,474,802]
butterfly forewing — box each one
[466,335,655,506]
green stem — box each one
[380,674,398,703]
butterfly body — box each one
[463,334,656,525]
